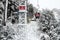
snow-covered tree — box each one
[27,4,34,18]
[27,4,34,23]
[38,9,60,40]
[7,0,19,18]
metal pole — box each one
[5,0,8,23]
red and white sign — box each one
[18,1,27,12]
[19,6,25,10]
[35,13,40,17]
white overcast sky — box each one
[28,0,60,10]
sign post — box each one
[18,0,27,25]
[17,0,27,39]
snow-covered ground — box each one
[26,21,40,40]
[6,20,41,40]
[14,20,40,40]
[5,19,50,40]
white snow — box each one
[11,20,40,40]
[26,21,40,40]
[53,11,60,22]
[6,20,50,40]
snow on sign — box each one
[19,1,27,12]
[19,6,25,10]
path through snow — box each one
[13,21,40,40]
[6,20,50,40]
[26,21,40,40]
